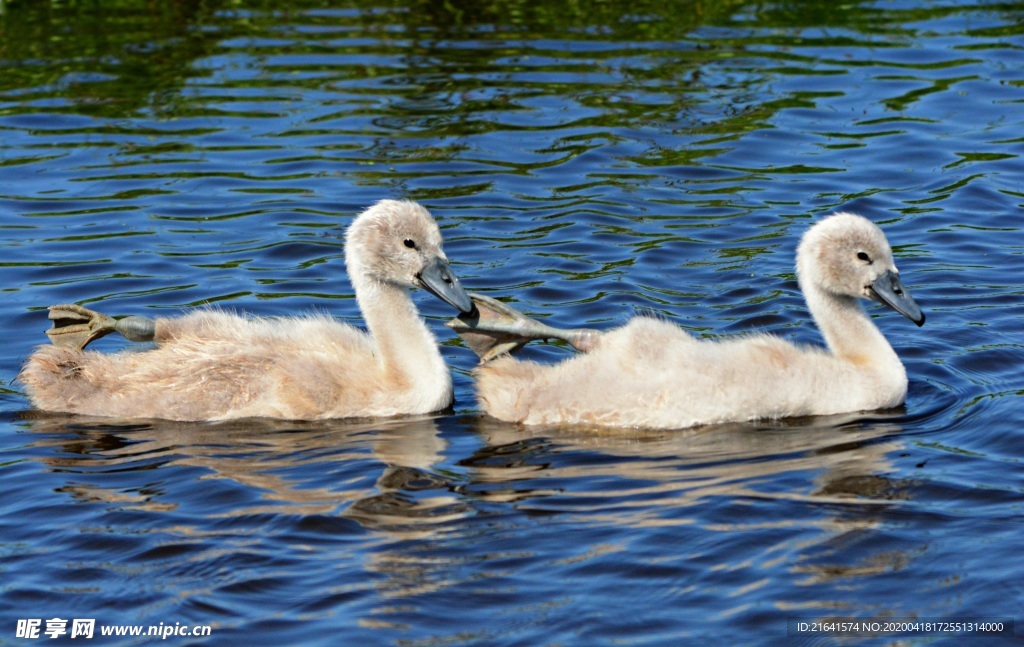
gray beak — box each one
[869,270,925,327]
[417,256,474,314]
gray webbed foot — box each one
[446,293,601,363]
[45,304,156,350]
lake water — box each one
[1,0,1022,644]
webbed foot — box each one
[446,293,601,363]
[45,304,156,350]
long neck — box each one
[351,271,451,398]
[803,283,902,371]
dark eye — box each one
[404,239,416,249]
[857,251,872,263]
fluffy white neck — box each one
[803,283,903,375]
[351,271,452,408]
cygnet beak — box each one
[417,256,475,314]
[868,270,925,327]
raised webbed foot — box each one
[446,293,601,363]
[45,304,156,350]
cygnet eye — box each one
[404,239,417,249]
[857,251,872,263]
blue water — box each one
[1,1,1022,644]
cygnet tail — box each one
[473,356,549,423]
[19,346,109,415]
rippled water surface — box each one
[2,0,1023,643]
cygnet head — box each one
[346,200,474,313]
[797,212,924,326]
